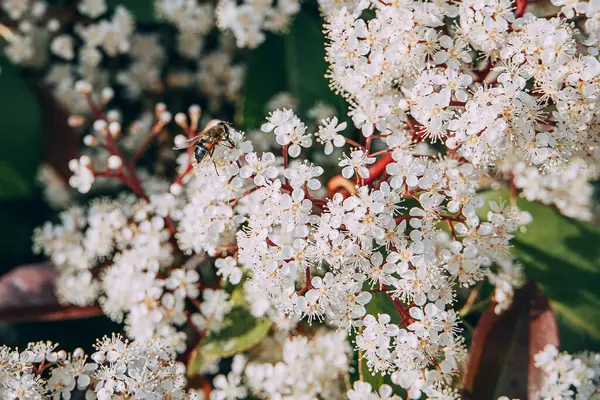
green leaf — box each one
[241,10,349,129]
[361,361,384,391]
[0,57,43,184]
[187,347,221,377]
[199,307,272,358]
[347,329,384,391]
[480,189,600,346]
[284,10,348,119]
[240,34,287,129]
[0,163,32,200]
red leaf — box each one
[462,281,559,400]
[516,0,528,17]
[0,263,102,323]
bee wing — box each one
[173,135,203,150]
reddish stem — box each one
[447,219,458,241]
[173,163,194,186]
[367,148,392,158]
[86,95,148,199]
[282,145,289,169]
[345,138,366,151]
[228,186,262,206]
[363,153,394,185]
[297,268,312,295]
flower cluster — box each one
[534,344,600,399]
[216,0,300,48]
[33,92,532,396]
[16,0,600,397]
[0,334,189,399]
[2,0,246,116]
[32,193,236,352]
[325,0,600,206]
[208,329,350,399]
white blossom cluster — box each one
[34,92,534,396]
[0,334,191,399]
[32,193,234,352]
[534,344,600,399]
[324,0,600,209]
[0,0,53,65]
[1,0,246,115]
[209,330,351,399]
[154,0,213,59]
[216,0,300,48]
[175,108,529,396]
[19,0,600,397]
[511,159,598,221]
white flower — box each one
[68,156,95,194]
[215,256,243,285]
[50,35,75,60]
[339,149,375,179]
[78,0,107,18]
[316,117,347,154]
[166,268,200,300]
[386,150,425,189]
[239,152,279,186]
[284,161,324,190]
[212,371,248,400]
[262,109,311,157]
[191,289,232,333]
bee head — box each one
[218,121,231,137]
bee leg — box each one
[209,147,220,176]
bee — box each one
[173,121,234,167]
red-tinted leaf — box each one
[462,281,559,400]
[35,86,79,182]
[0,264,101,323]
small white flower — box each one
[316,117,347,155]
[68,156,95,194]
[239,152,279,186]
[215,256,243,285]
[339,149,375,179]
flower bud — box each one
[79,155,91,166]
[75,80,92,94]
[175,112,187,130]
[107,155,122,170]
[106,110,120,122]
[47,19,60,32]
[155,102,166,115]
[19,20,32,33]
[83,135,97,146]
[170,183,183,196]
[101,87,114,103]
[189,104,201,130]
[108,121,121,137]
[68,115,85,127]
[160,111,172,124]
[93,119,107,134]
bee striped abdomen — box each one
[194,139,216,164]
[194,145,207,164]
